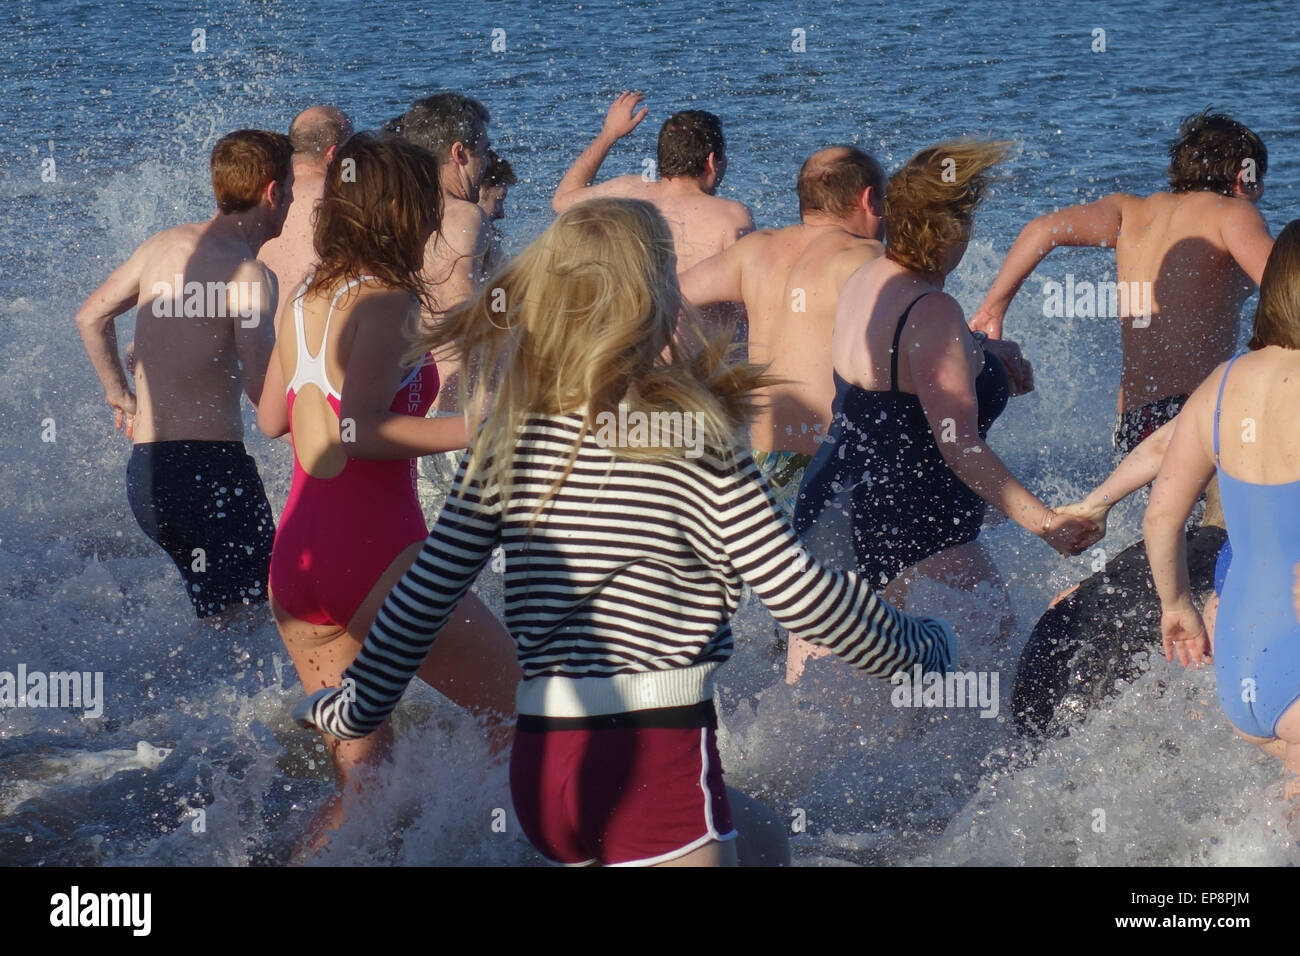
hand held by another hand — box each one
[1042,511,1101,557]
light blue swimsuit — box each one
[1213,355,1300,739]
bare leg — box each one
[652,838,739,867]
[344,541,520,752]
[275,543,519,857]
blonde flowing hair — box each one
[885,139,1013,273]
[408,198,770,512]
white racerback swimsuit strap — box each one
[286,275,379,401]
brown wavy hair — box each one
[1248,219,1300,351]
[309,132,442,312]
[1168,110,1267,197]
[885,139,1012,273]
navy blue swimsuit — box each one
[793,294,1010,587]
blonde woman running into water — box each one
[789,141,1098,681]
[258,134,520,857]
[1145,220,1300,819]
[294,198,957,867]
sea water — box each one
[1,0,1297,865]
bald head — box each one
[797,145,885,219]
[288,106,353,166]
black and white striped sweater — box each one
[297,415,956,739]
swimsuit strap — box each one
[287,274,378,400]
[889,293,932,392]
[1213,354,1242,464]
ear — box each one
[324,144,338,166]
[262,178,279,207]
[450,141,469,168]
[862,185,882,216]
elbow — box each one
[550,194,567,214]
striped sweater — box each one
[297,414,956,739]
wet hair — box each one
[884,139,1012,274]
[797,146,885,218]
[410,198,769,516]
[309,132,442,314]
[384,92,490,165]
[210,129,293,214]
[1167,110,1267,196]
[1248,219,1300,351]
[481,149,517,188]
[657,110,725,179]
[288,106,352,158]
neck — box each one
[886,254,944,288]
[213,209,268,253]
[660,175,708,196]
[441,165,470,202]
[800,211,875,238]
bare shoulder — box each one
[714,196,753,225]
[906,291,967,340]
[437,198,491,253]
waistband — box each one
[515,662,721,719]
[517,699,717,732]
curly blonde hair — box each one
[885,139,1012,273]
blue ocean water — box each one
[1,0,1298,865]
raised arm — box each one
[1219,199,1274,286]
[552,91,650,213]
[972,194,1130,338]
[1143,372,1219,666]
[908,295,1098,554]
[338,292,468,459]
[74,241,149,431]
[295,458,502,738]
[713,455,956,677]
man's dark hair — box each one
[797,146,886,218]
[1167,110,1267,196]
[288,106,352,158]
[657,110,724,179]
[481,149,517,188]
[384,92,490,165]
[210,129,293,214]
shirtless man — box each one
[972,111,1274,455]
[258,105,352,300]
[386,92,494,414]
[552,92,754,274]
[387,92,493,312]
[75,129,292,621]
[678,146,886,493]
[477,148,516,275]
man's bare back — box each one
[973,113,1272,424]
[259,106,354,316]
[1112,191,1268,407]
[684,224,882,454]
[553,93,754,273]
[680,145,890,456]
[581,173,753,272]
[258,161,324,303]
[78,218,278,443]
